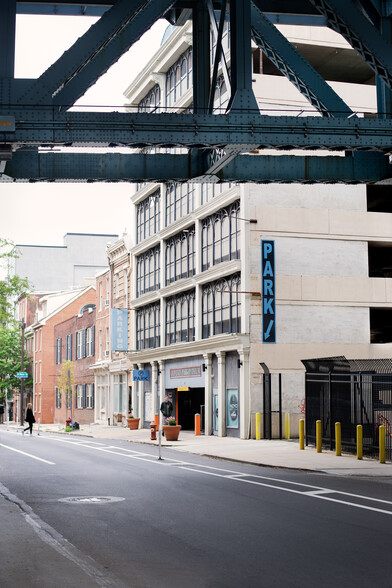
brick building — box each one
[54,304,96,425]
[32,286,96,424]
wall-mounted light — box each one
[237,359,243,369]
[202,364,207,372]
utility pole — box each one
[20,321,25,427]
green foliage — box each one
[0,325,32,401]
[57,360,75,407]
[0,238,30,326]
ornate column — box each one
[152,361,158,418]
[158,360,165,430]
[217,351,226,437]
[203,353,213,436]
[239,349,250,439]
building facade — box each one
[54,305,96,425]
[123,22,392,438]
[31,286,96,424]
[92,235,132,425]
[11,233,118,292]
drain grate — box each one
[59,496,124,504]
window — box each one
[136,302,161,350]
[55,387,61,409]
[202,201,240,270]
[165,47,192,107]
[98,329,102,359]
[76,385,83,409]
[99,281,103,311]
[86,383,94,409]
[370,308,392,343]
[138,84,161,113]
[201,182,234,205]
[75,330,83,359]
[55,338,62,364]
[165,183,194,226]
[86,326,95,357]
[136,190,161,244]
[202,273,241,338]
[66,334,72,361]
[166,290,195,345]
[136,246,160,296]
[165,229,195,285]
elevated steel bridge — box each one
[1,0,392,183]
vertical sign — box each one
[261,240,276,343]
[111,308,128,351]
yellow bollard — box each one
[256,412,261,440]
[335,422,341,456]
[357,424,363,460]
[299,419,304,450]
[316,420,322,453]
[379,425,386,464]
[285,413,290,440]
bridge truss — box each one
[1,0,392,184]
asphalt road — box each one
[1,429,392,588]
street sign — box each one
[261,240,276,343]
[16,372,28,378]
[133,369,149,382]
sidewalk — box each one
[4,421,392,477]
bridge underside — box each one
[1,0,391,184]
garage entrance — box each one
[177,388,205,430]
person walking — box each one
[23,403,35,435]
[160,395,173,436]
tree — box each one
[0,238,30,326]
[57,360,75,411]
[0,325,32,402]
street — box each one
[1,429,392,588]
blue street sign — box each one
[133,369,149,382]
[261,240,276,343]
[16,372,28,378]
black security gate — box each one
[303,357,392,460]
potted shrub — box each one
[163,417,181,441]
[126,413,140,430]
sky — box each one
[0,13,168,247]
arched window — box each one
[201,201,240,271]
[165,290,195,345]
[136,302,160,350]
[138,84,161,113]
[136,246,160,296]
[136,189,161,244]
[202,274,241,338]
[165,228,195,285]
[165,182,194,226]
[165,47,192,107]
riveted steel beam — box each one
[2,110,392,150]
[3,149,390,184]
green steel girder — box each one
[15,0,176,106]
[251,1,352,118]
[3,149,390,183]
[2,110,392,150]
[308,0,392,90]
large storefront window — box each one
[136,302,161,350]
[165,228,195,285]
[202,273,241,338]
[166,290,195,345]
[165,182,194,226]
[136,190,161,244]
[136,246,160,296]
[201,201,240,271]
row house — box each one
[54,304,96,425]
[30,286,96,424]
[92,235,132,426]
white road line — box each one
[180,466,392,516]
[28,435,392,515]
[0,443,55,465]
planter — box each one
[127,417,140,430]
[163,424,181,441]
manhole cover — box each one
[59,496,124,504]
